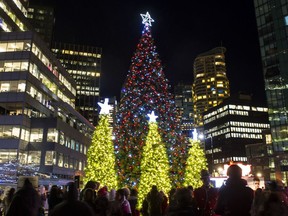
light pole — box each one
[206,135,214,172]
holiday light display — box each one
[183,139,208,188]
[84,99,118,189]
[114,12,187,187]
[137,111,171,209]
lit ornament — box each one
[147,111,158,123]
[98,98,112,115]
[140,12,154,27]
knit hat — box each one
[98,186,108,197]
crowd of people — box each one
[0,164,288,216]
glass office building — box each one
[254,0,288,180]
[52,43,102,126]
[0,0,94,181]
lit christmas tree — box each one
[137,111,171,209]
[114,12,186,187]
[84,99,118,189]
[183,130,208,188]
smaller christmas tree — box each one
[183,130,208,188]
[137,111,172,210]
[84,99,118,190]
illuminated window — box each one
[47,128,58,142]
[266,134,272,144]
[285,16,288,25]
[30,128,43,142]
[45,151,55,165]
[27,151,41,165]
[59,131,65,145]
[58,153,63,167]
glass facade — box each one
[254,0,288,180]
[174,82,194,136]
[52,43,102,126]
[0,0,94,182]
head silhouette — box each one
[227,164,242,179]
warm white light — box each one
[98,98,112,115]
[147,111,158,123]
[256,172,262,177]
[198,133,204,140]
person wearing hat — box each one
[193,169,218,216]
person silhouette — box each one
[49,182,95,216]
[214,164,254,216]
[6,178,41,216]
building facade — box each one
[192,47,230,129]
[254,0,288,181]
[27,4,55,47]
[203,93,270,174]
[0,0,94,182]
[174,82,194,136]
[52,43,102,126]
[246,129,274,182]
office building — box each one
[192,47,230,129]
[246,129,273,182]
[203,93,270,173]
[254,0,288,182]
[52,42,102,126]
[0,0,94,182]
[174,82,194,136]
[27,4,55,47]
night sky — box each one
[31,0,266,104]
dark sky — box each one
[32,0,266,104]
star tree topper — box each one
[147,111,158,123]
[140,12,154,26]
[98,98,112,115]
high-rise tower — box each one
[254,0,288,181]
[52,43,102,126]
[174,82,194,136]
[27,4,55,47]
[192,47,230,128]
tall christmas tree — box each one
[114,12,185,187]
[84,99,118,190]
[183,130,208,188]
[137,111,171,209]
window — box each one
[285,16,288,25]
[58,153,63,167]
[45,151,55,165]
[27,151,41,165]
[0,149,17,163]
[30,128,43,142]
[47,128,58,142]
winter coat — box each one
[214,178,254,216]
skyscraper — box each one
[203,93,270,173]
[254,0,288,181]
[192,47,230,128]
[174,82,194,136]
[52,43,102,126]
[27,4,55,47]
